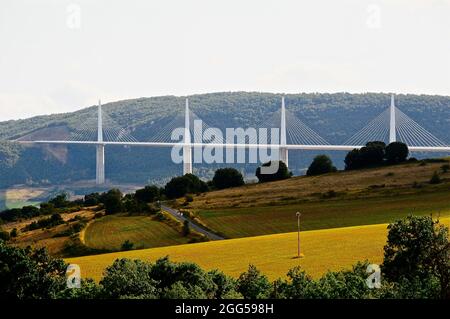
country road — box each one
[161,205,225,241]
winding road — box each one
[161,205,224,241]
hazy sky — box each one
[0,0,449,121]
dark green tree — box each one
[212,168,245,189]
[0,241,66,299]
[100,258,157,299]
[102,189,124,214]
[385,142,409,164]
[236,265,272,299]
[306,155,337,176]
[382,215,450,299]
[255,161,291,183]
[182,220,190,237]
[164,174,208,199]
[135,185,160,203]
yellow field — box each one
[67,216,450,282]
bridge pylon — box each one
[389,94,396,144]
[183,98,193,175]
[96,100,105,185]
[279,96,289,167]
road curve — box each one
[161,205,224,241]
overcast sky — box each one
[0,0,449,121]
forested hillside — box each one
[0,92,449,189]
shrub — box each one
[121,240,134,251]
[182,220,190,237]
[441,164,450,173]
[430,171,442,184]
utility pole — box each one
[296,212,303,258]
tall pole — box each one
[183,98,193,175]
[96,100,105,185]
[389,94,396,144]
[296,212,301,258]
[280,96,289,166]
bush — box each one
[121,240,134,251]
[306,155,337,176]
[441,164,450,173]
[430,171,442,184]
[255,161,291,183]
[182,220,190,237]
[212,168,245,189]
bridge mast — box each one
[280,96,289,166]
[183,98,193,175]
[96,100,105,184]
[389,94,396,144]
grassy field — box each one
[66,217,450,282]
[84,215,192,251]
[197,189,450,238]
[182,161,450,238]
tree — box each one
[102,189,123,214]
[344,149,362,170]
[345,141,386,170]
[182,220,190,237]
[430,171,442,184]
[236,265,272,299]
[255,161,291,183]
[0,241,66,299]
[121,240,134,251]
[164,174,208,199]
[135,185,160,203]
[212,168,245,189]
[48,193,70,208]
[306,155,337,176]
[382,215,450,299]
[10,228,18,238]
[84,193,101,206]
[100,259,158,299]
[385,142,409,164]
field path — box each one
[161,205,224,241]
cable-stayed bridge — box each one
[10,95,450,184]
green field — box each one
[84,215,191,251]
[198,189,450,238]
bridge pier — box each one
[280,96,289,167]
[96,144,105,184]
